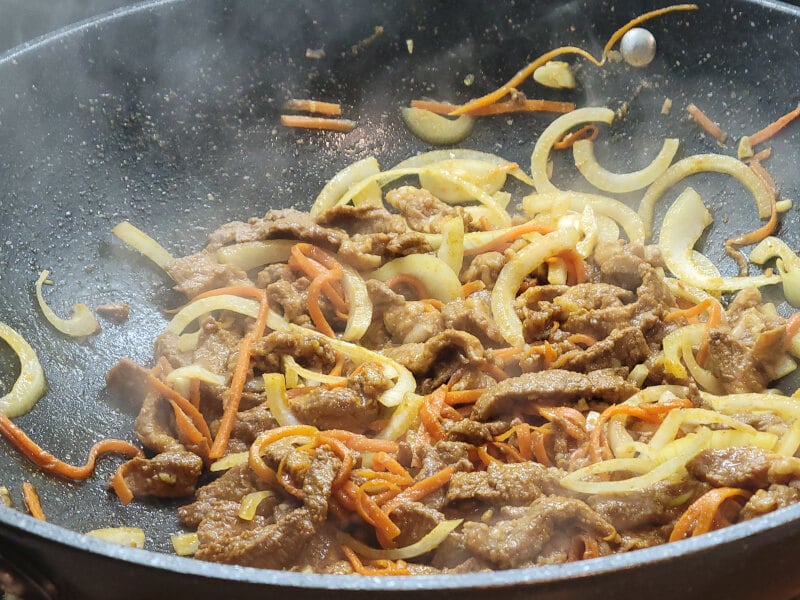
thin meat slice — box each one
[686,447,771,489]
[120,450,203,498]
[553,325,650,372]
[165,251,252,299]
[446,462,563,506]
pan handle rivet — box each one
[620,27,657,67]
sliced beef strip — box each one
[289,386,379,434]
[593,241,649,290]
[471,369,639,421]
[386,501,445,547]
[134,392,183,453]
[265,279,313,327]
[383,300,445,345]
[96,302,130,323]
[460,251,506,290]
[251,330,337,373]
[105,358,151,406]
[462,496,616,568]
[686,447,771,489]
[153,331,193,368]
[227,403,278,453]
[164,251,252,299]
[316,204,406,235]
[302,447,340,523]
[121,450,204,499]
[445,462,563,506]
[441,290,505,345]
[707,327,786,393]
[740,485,800,521]
[384,186,477,234]
[207,209,346,251]
[552,325,650,372]
[384,330,484,376]
[193,317,242,376]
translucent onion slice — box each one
[596,215,621,243]
[112,221,174,270]
[530,107,615,194]
[336,519,462,560]
[657,187,780,291]
[682,342,724,394]
[703,392,800,421]
[35,271,100,337]
[522,191,645,245]
[341,266,372,342]
[0,322,47,417]
[311,156,381,218]
[573,137,679,193]
[418,159,509,203]
[282,357,345,386]
[750,236,800,308]
[533,61,576,89]
[216,240,295,271]
[437,217,465,276]
[391,149,535,187]
[165,365,226,387]
[639,153,773,239]
[662,323,705,380]
[165,295,288,336]
[491,228,580,347]
[547,257,568,285]
[371,255,463,302]
[378,393,424,440]
[238,490,276,520]
[400,107,475,145]
[86,527,145,549]
[648,408,757,452]
[775,419,800,456]
[171,532,200,556]
[209,451,248,472]
[263,373,299,427]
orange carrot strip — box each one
[21,482,45,521]
[553,125,600,150]
[785,313,800,351]
[341,545,410,576]
[147,374,213,444]
[492,441,524,462]
[724,182,777,251]
[539,406,587,441]
[323,430,400,454]
[0,412,142,481]
[315,434,354,489]
[515,423,534,461]
[276,453,306,499]
[248,425,319,484]
[748,105,800,147]
[411,98,575,116]
[307,272,337,337]
[751,147,772,162]
[464,222,554,256]
[381,466,456,515]
[385,273,431,300]
[669,487,751,541]
[284,99,343,116]
[686,104,728,144]
[339,481,402,541]
[111,463,135,505]
[329,352,346,377]
[558,249,587,285]
[444,389,486,406]
[372,452,413,481]
[567,333,597,347]
[189,378,201,410]
[419,388,447,441]
[491,347,525,360]
[280,114,356,132]
[288,245,347,310]
[208,334,253,460]
[461,280,486,297]
[532,431,552,466]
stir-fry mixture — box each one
[3,2,800,575]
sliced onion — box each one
[171,532,200,556]
[165,365,226,387]
[639,153,773,239]
[531,107,615,194]
[401,107,474,145]
[596,215,621,243]
[661,323,705,380]
[216,240,295,271]
[263,373,299,427]
[533,61,576,89]
[311,157,381,218]
[491,228,580,347]
[371,255,463,302]
[418,159,510,203]
[209,451,249,472]
[0,322,47,417]
[703,392,800,422]
[437,216,465,276]
[238,490,276,520]
[657,187,780,291]
[391,149,535,187]
[336,519,462,560]
[649,408,757,452]
[750,236,800,308]
[341,266,372,342]
[523,191,645,244]
[86,527,145,549]
[378,393,424,440]
[547,257,568,285]
[573,137,679,193]
[166,295,288,336]
[35,271,100,337]
[282,357,345,387]
[775,419,800,456]
[112,221,174,270]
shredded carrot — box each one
[284,98,343,116]
[568,533,600,561]
[372,452,413,481]
[553,124,600,150]
[337,480,402,543]
[248,425,318,484]
[532,430,552,466]
[307,271,338,337]
[341,545,410,576]
[444,388,486,406]
[724,178,777,276]
[147,374,213,445]
[411,98,575,116]
[558,249,587,285]
[476,444,502,467]
[480,361,509,382]
[111,462,135,505]
[381,466,456,515]
[322,430,400,454]
[419,388,447,441]
[492,441,524,462]
[785,313,800,351]
[686,103,728,144]
[288,244,347,311]
[747,104,800,147]
[276,452,306,499]
[280,114,356,132]
[21,482,45,521]
[314,434,354,489]
[0,412,142,481]
[513,423,534,461]
[464,222,554,256]
[449,5,697,116]
[385,273,431,300]
[666,297,722,366]
[751,147,772,162]
[669,487,751,541]
[567,333,597,347]
[491,346,525,361]
[461,280,486,297]
[539,406,587,441]
[527,341,558,368]
[329,352,346,377]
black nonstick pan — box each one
[1,0,800,598]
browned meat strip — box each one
[383,300,445,344]
[587,481,702,531]
[121,450,203,498]
[387,501,445,547]
[134,392,183,453]
[289,386,379,434]
[687,447,771,489]
[553,325,650,372]
[96,302,130,322]
[442,290,505,345]
[707,327,786,393]
[193,317,242,376]
[227,403,278,452]
[105,358,151,406]
[384,330,484,375]
[471,369,639,420]
[462,496,616,568]
[446,462,563,506]
[740,485,800,521]
[302,448,340,523]
[461,251,505,289]
[385,186,475,233]
[251,330,337,373]
[316,204,406,235]
[165,251,252,298]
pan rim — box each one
[2,0,800,591]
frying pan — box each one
[1,0,800,597]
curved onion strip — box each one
[658,187,780,291]
[311,156,381,217]
[418,160,510,203]
[639,153,773,238]
[378,393,424,440]
[285,323,415,408]
[165,365,226,387]
[702,392,800,421]
[662,278,715,306]
[533,61,575,89]
[662,323,705,379]
[391,149,535,187]
[238,490,276,520]
[216,240,295,271]
[750,237,800,307]
[263,373,299,427]
[341,266,372,342]
[682,342,724,394]
[112,221,174,269]
[171,532,200,556]
[596,215,621,243]
[336,519,463,560]
[165,295,287,336]
[86,527,145,549]
[775,419,800,456]
[0,322,47,417]
[401,107,475,145]
[282,357,345,387]
[530,107,615,194]
[35,271,100,337]
[209,451,248,472]
[573,137,679,193]
[371,255,463,302]
[491,228,580,347]
[648,409,757,452]
[437,216,465,276]
[523,191,645,244]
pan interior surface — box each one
[1,0,800,594]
